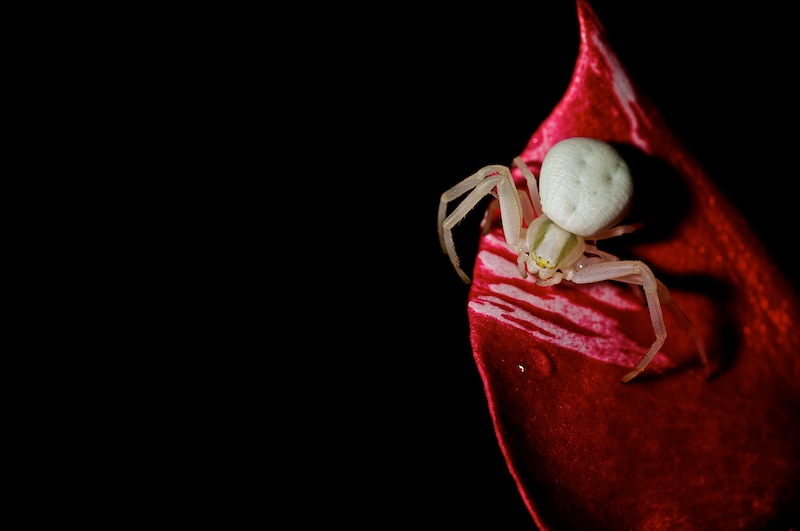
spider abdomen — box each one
[538,137,633,237]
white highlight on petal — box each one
[471,234,669,370]
[491,283,614,334]
[478,245,524,278]
[589,33,651,154]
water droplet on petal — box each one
[527,348,555,380]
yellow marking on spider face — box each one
[533,256,556,269]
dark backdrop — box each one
[316,2,796,528]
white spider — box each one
[438,137,710,383]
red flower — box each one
[454,1,800,528]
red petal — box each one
[466,1,800,528]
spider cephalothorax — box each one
[438,137,710,382]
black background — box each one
[306,2,797,528]
[28,3,797,528]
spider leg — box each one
[438,164,508,252]
[482,197,499,235]
[513,157,543,217]
[590,222,645,241]
[566,260,708,382]
[583,244,621,262]
[582,245,646,300]
[657,281,711,379]
[438,165,524,283]
[482,190,535,235]
[518,190,536,226]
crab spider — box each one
[438,137,710,383]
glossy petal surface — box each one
[467,1,800,529]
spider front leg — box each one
[566,260,709,382]
[482,157,544,236]
[438,165,525,283]
[512,156,543,218]
[482,189,536,235]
